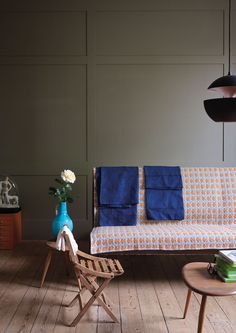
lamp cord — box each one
[228,0,231,75]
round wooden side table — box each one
[182,262,236,333]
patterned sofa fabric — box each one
[91,167,236,254]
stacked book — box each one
[215,250,236,282]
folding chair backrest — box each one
[63,231,79,264]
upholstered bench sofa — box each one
[90,167,236,254]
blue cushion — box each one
[97,166,139,226]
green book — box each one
[215,254,236,269]
[217,269,236,283]
[218,250,236,266]
[216,264,236,278]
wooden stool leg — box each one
[183,288,192,319]
[40,250,52,288]
[197,295,207,333]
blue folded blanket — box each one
[97,166,139,226]
[99,206,137,227]
[144,166,184,220]
[145,175,183,189]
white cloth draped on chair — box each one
[56,225,78,255]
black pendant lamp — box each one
[204,0,236,122]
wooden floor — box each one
[1,242,236,333]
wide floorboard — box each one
[1,242,236,333]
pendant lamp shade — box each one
[204,98,236,122]
[204,0,236,122]
[208,75,236,98]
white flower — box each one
[61,170,76,184]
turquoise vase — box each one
[51,202,73,237]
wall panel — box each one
[233,9,236,55]
[96,10,223,56]
[95,64,223,165]
[0,65,87,174]
[0,11,86,56]
[224,63,236,164]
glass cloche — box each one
[0,176,20,212]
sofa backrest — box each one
[93,167,236,226]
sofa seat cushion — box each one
[90,224,236,254]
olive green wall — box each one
[0,0,235,239]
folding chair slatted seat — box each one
[63,232,124,327]
[77,258,123,275]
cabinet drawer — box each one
[0,215,17,249]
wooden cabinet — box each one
[0,211,22,249]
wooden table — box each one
[182,262,236,333]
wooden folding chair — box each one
[63,232,124,326]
